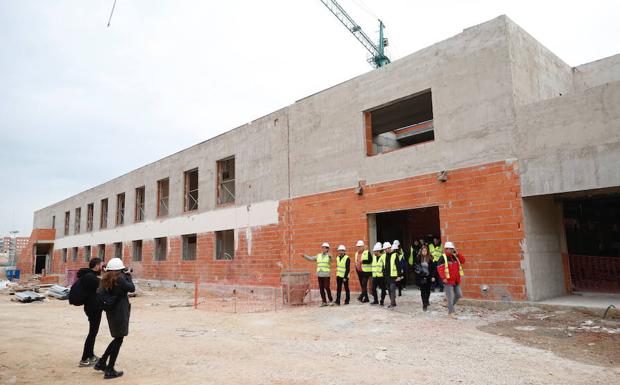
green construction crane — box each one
[319,0,390,68]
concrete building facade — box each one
[19,16,620,301]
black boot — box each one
[93,359,106,372]
[104,368,124,379]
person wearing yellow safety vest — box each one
[301,242,334,307]
[384,242,404,308]
[429,236,444,293]
[436,241,466,316]
[392,240,406,296]
[354,240,372,303]
[370,242,387,306]
[334,245,351,306]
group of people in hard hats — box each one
[301,237,466,315]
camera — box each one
[123,267,133,274]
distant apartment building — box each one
[18,16,620,301]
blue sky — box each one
[1,0,619,237]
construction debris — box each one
[46,285,69,300]
[13,291,44,303]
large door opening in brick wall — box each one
[34,243,52,274]
[369,206,440,259]
[564,194,620,293]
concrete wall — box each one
[573,54,620,91]
[34,108,290,241]
[517,80,620,197]
[287,16,517,198]
[505,18,574,108]
[521,196,566,301]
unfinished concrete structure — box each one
[19,16,620,301]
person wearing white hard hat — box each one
[436,241,466,316]
[384,242,404,308]
[370,242,387,305]
[301,243,334,306]
[334,245,351,305]
[93,257,135,379]
[392,240,406,296]
[354,240,372,303]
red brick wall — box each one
[286,160,526,300]
[16,229,54,275]
[40,159,527,300]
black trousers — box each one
[420,280,432,306]
[81,310,102,361]
[318,276,333,303]
[356,271,371,301]
[433,268,444,291]
[386,278,397,306]
[100,337,124,370]
[397,272,405,295]
[335,277,350,304]
[371,277,386,304]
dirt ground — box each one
[1,286,619,385]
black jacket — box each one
[77,268,101,315]
[105,273,135,338]
[414,259,436,286]
[383,252,404,280]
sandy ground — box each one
[1,287,619,385]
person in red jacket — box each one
[436,241,465,316]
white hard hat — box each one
[321,242,330,248]
[337,245,346,251]
[382,242,392,250]
[392,240,400,247]
[373,242,383,252]
[356,240,365,247]
[104,257,125,271]
[444,241,455,249]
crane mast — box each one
[319,0,390,68]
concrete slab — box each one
[538,292,620,311]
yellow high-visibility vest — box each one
[356,250,372,273]
[336,255,350,278]
[316,253,330,273]
[389,252,399,277]
[430,244,443,262]
[442,253,464,279]
[372,253,385,278]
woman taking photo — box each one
[414,244,435,311]
[94,257,135,379]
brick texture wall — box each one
[41,160,526,300]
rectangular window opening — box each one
[72,247,78,262]
[157,178,169,217]
[86,203,94,232]
[84,245,91,262]
[100,199,108,229]
[64,211,70,236]
[132,240,143,262]
[184,168,199,212]
[98,244,106,261]
[154,237,167,261]
[366,90,434,156]
[182,234,197,261]
[52,215,56,229]
[215,230,234,260]
[116,193,125,226]
[217,157,235,205]
[62,248,67,263]
[135,186,145,222]
[114,242,123,259]
[74,208,81,234]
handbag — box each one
[96,287,118,311]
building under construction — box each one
[19,16,620,301]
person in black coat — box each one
[414,244,436,311]
[79,258,103,367]
[94,258,135,379]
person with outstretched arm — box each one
[301,243,334,307]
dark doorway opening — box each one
[564,194,620,293]
[369,206,441,283]
[34,244,52,274]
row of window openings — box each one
[57,157,236,236]
[60,230,235,262]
